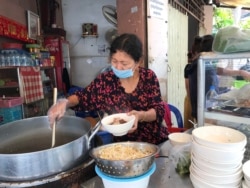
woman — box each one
[184,36,202,126]
[187,35,220,120]
[48,33,168,145]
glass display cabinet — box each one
[197,52,250,126]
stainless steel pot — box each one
[0,115,100,181]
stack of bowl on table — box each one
[190,125,247,188]
[242,160,250,187]
[89,113,158,188]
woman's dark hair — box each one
[109,33,142,62]
[191,36,202,54]
[201,35,214,52]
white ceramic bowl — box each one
[191,155,242,176]
[191,152,242,170]
[191,140,245,163]
[168,132,192,146]
[95,162,156,188]
[190,166,242,188]
[190,170,217,188]
[242,180,249,188]
[243,160,250,181]
[192,125,247,151]
[101,113,135,136]
[190,163,243,186]
[244,178,250,188]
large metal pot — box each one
[0,115,100,181]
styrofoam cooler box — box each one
[0,97,23,125]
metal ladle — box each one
[51,88,57,148]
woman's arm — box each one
[185,78,190,97]
[217,67,250,81]
[66,95,80,107]
[138,108,157,122]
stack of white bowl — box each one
[190,125,247,188]
[242,160,250,188]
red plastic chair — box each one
[164,103,187,133]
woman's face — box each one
[111,50,138,70]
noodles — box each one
[98,144,153,160]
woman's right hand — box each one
[47,99,68,127]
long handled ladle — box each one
[51,87,57,148]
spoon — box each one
[51,87,57,148]
[188,119,197,128]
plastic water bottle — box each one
[20,53,27,66]
[10,51,15,66]
[5,51,11,66]
[0,52,5,66]
[15,52,20,66]
[205,85,218,110]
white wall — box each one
[203,5,213,34]
[61,0,116,87]
[167,6,188,120]
[147,0,168,101]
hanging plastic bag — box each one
[169,142,191,176]
[212,26,250,53]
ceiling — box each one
[217,0,250,8]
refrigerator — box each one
[44,36,71,95]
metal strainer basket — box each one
[89,141,159,178]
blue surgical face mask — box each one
[111,66,134,78]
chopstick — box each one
[51,87,57,148]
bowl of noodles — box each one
[89,141,159,178]
[101,113,135,136]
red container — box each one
[0,97,23,108]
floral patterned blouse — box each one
[73,67,168,145]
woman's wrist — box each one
[140,111,146,122]
[67,95,79,107]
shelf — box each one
[0,15,35,43]
[0,67,18,70]
[82,34,98,38]
[205,111,250,124]
[40,66,55,70]
[0,85,19,88]
[0,66,56,119]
